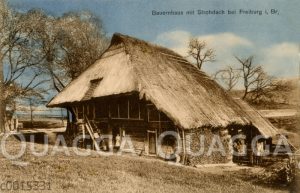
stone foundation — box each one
[185,127,232,166]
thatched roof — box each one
[48,33,278,137]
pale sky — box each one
[8,0,300,78]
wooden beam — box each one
[138,103,141,120]
[127,99,130,119]
[110,118,143,121]
[155,129,158,156]
[158,112,161,135]
[84,116,100,151]
[146,103,155,106]
[117,103,120,118]
[86,104,89,118]
[182,129,186,165]
[108,104,111,118]
[82,105,85,119]
[75,107,78,119]
[93,104,95,119]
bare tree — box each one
[235,56,262,99]
[271,79,296,104]
[187,37,215,70]
[235,55,292,104]
[248,73,294,104]
[213,66,240,91]
[247,70,273,102]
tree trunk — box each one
[242,83,249,100]
[0,102,5,133]
[65,107,76,134]
[64,107,76,146]
[30,110,33,128]
[29,100,33,128]
[0,56,5,133]
[242,90,248,100]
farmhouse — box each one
[47,33,279,165]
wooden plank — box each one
[182,129,186,165]
[84,116,100,151]
[84,124,99,151]
[93,105,96,119]
[82,105,85,118]
[138,103,141,120]
[127,99,130,119]
[108,104,111,118]
[117,102,120,118]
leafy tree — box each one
[0,1,48,132]
[30,10,109,92]
[0,2,108,132]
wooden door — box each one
[148,132,156,154]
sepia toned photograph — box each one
[0,0,299,192]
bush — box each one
[259,158,296,185]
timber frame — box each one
[66,92,184,162]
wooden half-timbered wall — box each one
[68,92,181,157]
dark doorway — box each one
[148,131,156,154]
[112,126,120,146]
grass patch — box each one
[0,136,295,193]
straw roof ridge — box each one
[112,33,185,58]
